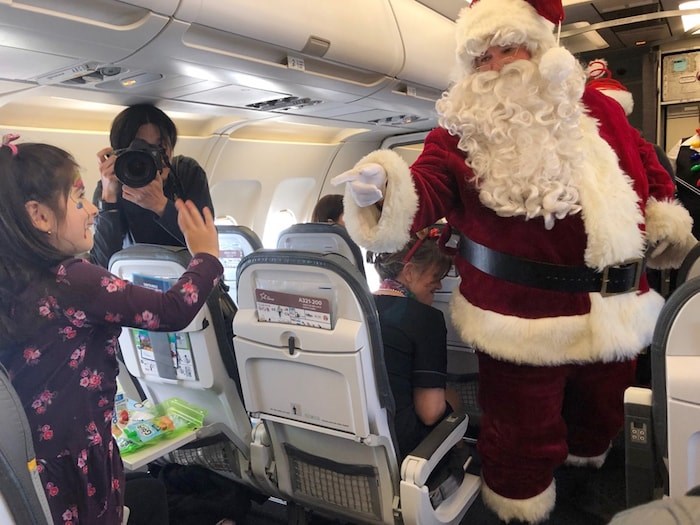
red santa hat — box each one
[455,0,568,75]
[585,58,634,115]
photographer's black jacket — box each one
[90,155,214,269]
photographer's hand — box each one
[122,173,169,216]
[96,147,119,202]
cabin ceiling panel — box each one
[0,46,78,81]
[0,80,34,96]
[0,1,171,81]
[171,84,292,108]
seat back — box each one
[430,225,480,435]
[217,225,263,302]
[233,250,480,524]
[650,277,700,497]
[675,242,700,284]
[276,223,366,276]
[234,249,398,522]
[0,365,52,525]
[432,266,480,434]
[109,245,256,488]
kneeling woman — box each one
[373,229,461,459]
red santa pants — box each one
[476,352,636,501]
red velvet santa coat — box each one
[344,87,693,366]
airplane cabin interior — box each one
[1,1,700,524]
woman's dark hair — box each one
[374,233,452,282]
[0,143,79,343]
[110,103,178,151]
[311,194,344,223]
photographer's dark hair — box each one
[0,143,79,343]
[312,194,344,223]
[374,231,452,281]
[110,103,177,151]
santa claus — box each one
[332,0,695,522]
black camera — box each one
[113,138,168,188]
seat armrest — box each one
[400,411,468,486]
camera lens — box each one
[113,139,164,188]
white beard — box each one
[436,58,587,229]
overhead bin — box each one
[0,0,175,81]
[389,0,456,93]
[174,0,404,80]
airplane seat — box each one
[0,364,52,525]
[433,268,480,438]
[675,241,700,285]
[276,223,366,276]
[428,223,481,439]
[624,277,700,509]
[233,249,480,524]
[217,225,263,304]
[108,244,265,493]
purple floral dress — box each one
[3,253,222,525]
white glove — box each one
[649,240,670,259]
[331,163,387,207]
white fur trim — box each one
[586,59,608,79]
[342,149,418,253]
[449,290,664,366]
[539,47,576,84]
[578,114,645,270]
[455,0,556,74]
[600,89,634,115]
[645,198,697,270]
[481,479,555,524]
[566,446,610,468]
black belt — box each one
[459,235,644,295]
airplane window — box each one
[215,215,238,226]
[263,209,297,248]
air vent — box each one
[36,62,100,85]
[368,114,428,126]
[245,96,322,111]
[36,62,124,86]
[614,21,671,46]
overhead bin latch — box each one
[301,36,331,58]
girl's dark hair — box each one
[311,194,344,223]
[110,103,178,151]
[374,234,452,282]
[0,143,79,343]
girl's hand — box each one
[175,199,219,258]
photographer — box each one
[91,103,214,268]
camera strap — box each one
[167,156,186,201]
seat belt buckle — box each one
[600,258,644,297]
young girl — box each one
[0,137,223,524]
[372,229,462,459]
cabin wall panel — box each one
[209,139,340,237]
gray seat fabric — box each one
[217,225,263,303]
[276,223,366,276]
[676,242,700,285]
[650,277,700,498]
[0,364,52,524]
